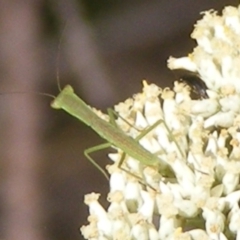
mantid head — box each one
[50,85,75,109]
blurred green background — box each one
[0,1,237,240]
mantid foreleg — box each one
[107,108,142,131]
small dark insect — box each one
[171,69,209,99]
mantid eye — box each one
[171,69,209,99]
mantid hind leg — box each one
[84,109,185,185]
[84,142,112,180]
[116,118,186,187]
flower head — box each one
[81,4,240,240]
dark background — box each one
[0,1,237,240]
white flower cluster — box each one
[81,5,240,240]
